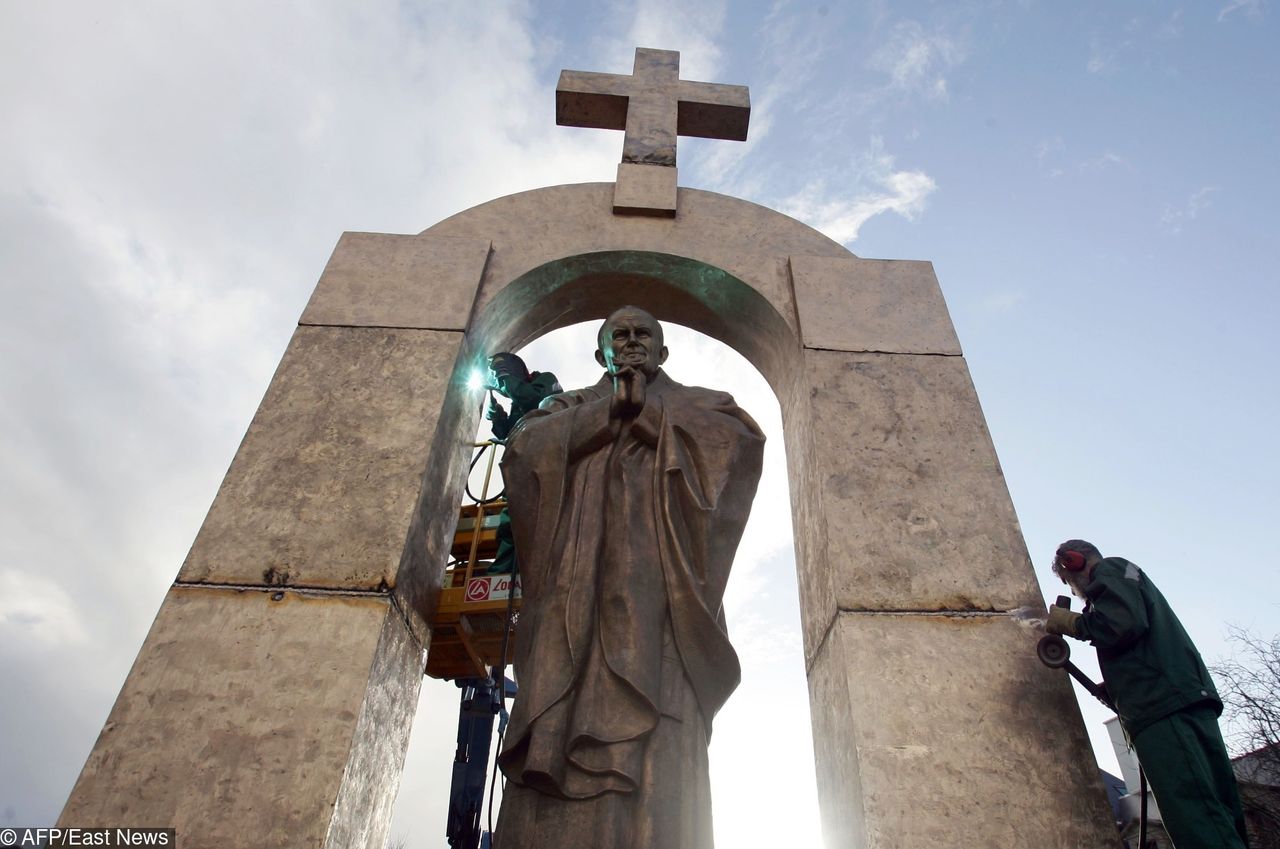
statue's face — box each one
[595,309,668,379]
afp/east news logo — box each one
[0,828,174,847]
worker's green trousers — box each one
[1132,704,1250,849]
[488,508,515,575]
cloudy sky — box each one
[2,1,1277,846]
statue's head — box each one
[595,306,668,380]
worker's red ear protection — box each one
[1056,549,1087,572]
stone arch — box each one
[467,249,800,392]
[58,183,1120,848]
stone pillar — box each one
[59,232,492,848]
[786,256,1120,847]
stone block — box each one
[613,162,677,217]
[805,616,867,844]
[803,349,1041,634]
[781,376,839,668]
[326,593,424,849]
[300,232,490,330]
[180,326,465,591]
[556,69,630,131]
[790,256,961,355]
[675,80,750,141]
[60,586,422,849]
[807,612,1120,848]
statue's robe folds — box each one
[493,371,764,849]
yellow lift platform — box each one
[425,442,522,680]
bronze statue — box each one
[493,307,765,849]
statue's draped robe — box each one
[493,371,764,849]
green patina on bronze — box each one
[506,250,762,324]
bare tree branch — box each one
[1211,626,1280,846]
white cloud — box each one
[1084,32,1141,75]
[867,20,964,102]
[0,570,89,647]
[1036,136,1065,175]
[778,137,937,245]
[682,0,827,196]
[978,290,1029,316]
[589,0,727,84]
[1086,36,1113,74]
[1079,151,1131,172]
[1035,138,1067,180]
[1156,9,1185,40]
[1161,186,1218,234]
[1036,138,1061,161]
[1218,0,1265,22]
[689,86,774,193]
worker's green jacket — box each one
[1076,557,1221,736]
[492,371,561,440]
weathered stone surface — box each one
[674,79,750,141]
[59,586,422,848]
[620,48,679,166]
[300,232,490,330]
[180,326,464,591]
[807,612,1121,848]
[780,372,839,675]
[613,162,677,217]
[803,348,1042,653]
[556,69,629,131]
[325,597,424,849]
[805,613,867,845]
[791,255,962,355]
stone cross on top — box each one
[557,47,750,217]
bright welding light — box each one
[467,369,486,391]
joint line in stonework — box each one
[801,345,962,357]
[805,606,1029,675]
[835,607,1012,617]
[296,321,466,334]
[171,579,391,599]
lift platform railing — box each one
[426,441,522,681]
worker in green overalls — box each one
[1047,539,1250,848]
[484,352,560,575]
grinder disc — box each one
[1036,634,1071,669]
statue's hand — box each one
[610,366,646,419]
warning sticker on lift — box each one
[464,574,523,602]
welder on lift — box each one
[484,353,560,576]
[1046,539,1250,849]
